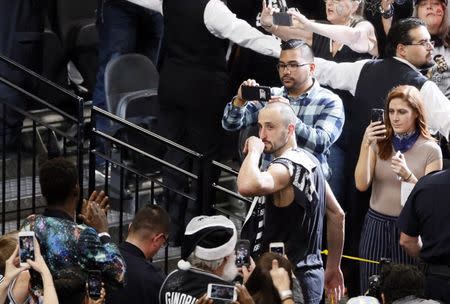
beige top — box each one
[370,136,442,217]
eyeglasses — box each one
[404,40,435,48]
[276,62,311,72]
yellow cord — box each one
[321,249,380,264]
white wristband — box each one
[279,290,293,301]
[98,232,111,238]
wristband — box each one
[279,290,293,301]
[404,171,413,182]
[379,4,394,19]
[98,232,111,243]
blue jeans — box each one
[294,267,324,304]
[93,0,163,164]
[93,0,163,130]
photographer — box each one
[354,85,442,293]
[222,39,344,180]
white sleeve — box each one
[126,0,162,14]
[420,81,450,141]
[203,0,280,58]
[313,58,368,96]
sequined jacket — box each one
[20,209,126,288]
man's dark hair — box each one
[380,263,425,303]
[385,18,426,57]
[39,157,78,206]
[54,267,86,304]
[280,39,314,62]
[129,205,170,238]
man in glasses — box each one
[106,204,170,304]
[222,39,344,180]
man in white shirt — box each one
[131,0,281,246]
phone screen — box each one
[270,245,284,255]
[88,271,102,300]
[209,284,236,301]
[235,240,250,267]
[19,235,35,264]
[272,12,293,26]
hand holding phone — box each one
[87,270,102,300]
[18,231,35,266]
[235,239,251,267]
[207,283,237,302]
[241,85,271,101]
[269,242,285,255]
[371,108,384,124]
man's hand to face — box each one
[242,136,265,156]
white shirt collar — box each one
[393,56,420,72]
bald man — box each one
[237,102,345,304]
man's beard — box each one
[221,255,239,282]
[418,60,435,71]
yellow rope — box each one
[321,249,380,264]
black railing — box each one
[89,106,207,273]
[0,53,85,234]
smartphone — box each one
[235,239,250,267]
[269,242,285,255]
[241,85,271,101]
[371,108,384,123]
[87,270,102,300]
[207,283,237,302]
[18,231,35,266]
[272,12,293,26]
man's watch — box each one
[379,4,394,19]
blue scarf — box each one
[392,130,420,153]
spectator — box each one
[20,157,126,296]
[0,0,44,155]
[0,233,31,304]
[379,264,440,304]
[398,167,450,303]
[366,0,413,58]
[92,0,163,155]
[105,204,170,304]
[261,0,378,56]
[311,18,450,293]
[223,39,344,180]
[244,252,294,304]
[378,0,450,97]
[237,102,345,304]
[129,0,282,246]
[355,85,442,293]
[159,215,239,303]
[1,241,58,304]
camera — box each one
[207,283,237,302]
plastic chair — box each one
[103,54,164,201]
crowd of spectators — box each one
[2,0,450,303]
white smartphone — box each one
[269,242,285,255]
[207,283,237,302]
[18,231,35,266]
